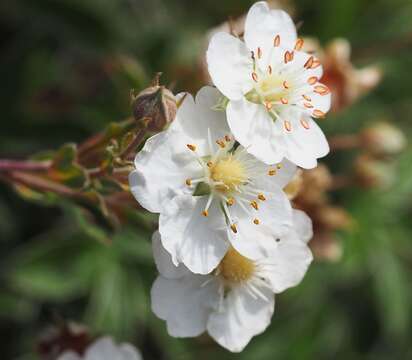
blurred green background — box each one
[1,0,412,359]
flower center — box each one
[218,247,255,283]
[210,155,247,192]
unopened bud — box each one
[317,206,352,230]
[132,82,177,132]
[354,154,395,188]
[361,121,406,156]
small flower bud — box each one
[132,81,177,132]
[316,206,352,230]
[354,154,395,188]
[361,121,406,156]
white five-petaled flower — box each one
[151,209,313,352]
[207,1,331,169]
[129,86,295,274]
[58,337,142,360]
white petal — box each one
[307,85,331,115]
[227,98,286,164]
[118,344,143,360]
[159,194,230,274]
[292,209,313,244]
[57,352,81,360]
[207,32,254,100]
[207,285,274,352]
[129,130,201,213]
[244,1,297,57]
[152,231,188,279]
[251,158,297,191]
[151,274,219,337]
[263,233,313,293]
[171,87,232,156]
[280,111,329,169]
[229,189,293,260]
[86,337,118,360]
[292,50,324,79]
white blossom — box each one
[58,337,142,360]
[129,86,295,274]
[151,209,313,352]
[207,1,331,169]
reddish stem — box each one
[0,159,51,172]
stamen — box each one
[230,224,238,233]
[284,51,294,64]
[310,59,321,69]
[284,120,292,132]
[314,85,330,95]
[268,169,276,176]
[283,80,290,89]
[294,38,304,51]
[216,139,226,148]
[304,102,314,109]
[185,179,192,186]
[227,197,235,206]
[187,144,196,151]
[265,101,273,111]
[302,94,312,101]
[308,76,318,85]
[274,35,281,47]
[202,210,209,217]
[253,218,260,225]
[280,97,288,105]
[268,65,272,75]
[250,200,259,210]
[304,56,314,69]
[258,194,266,201]
[300,118,310,129]
[257,47,262,59]
[276,164,282,169]
[252,72,258,82]
[207,161,213,167]
[224,135,231,142]
[251,51,255,61]
[313,109,326,118]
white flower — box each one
[206,1,331,169]
[151,209,313,352]
[129,86,295,274]
[58,337,142,360]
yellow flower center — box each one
[218,247,255,283]
[210,156,247,192]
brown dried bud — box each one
[132,82,177,132]
[361,121,406,156]
[354,154,395,188]
[316,206,352,230]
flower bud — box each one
[132,82,177,132]
[317,206,352,230]
[354,154,395,188]
[361,121,406,156]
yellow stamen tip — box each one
[187,144,196,151]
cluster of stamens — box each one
[184,135,283,233]
[248,35,330,133]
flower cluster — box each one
[129,1,332,352]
